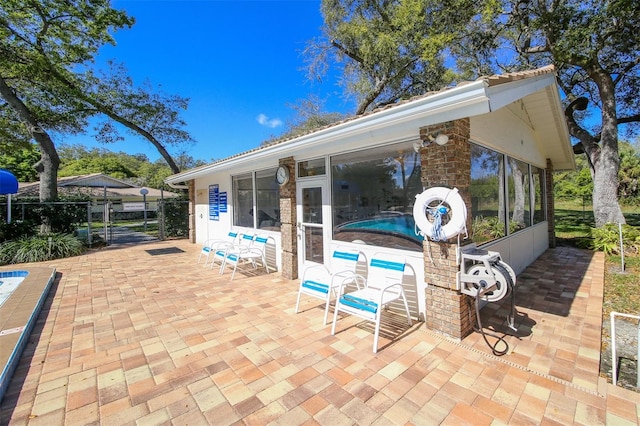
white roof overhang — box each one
[166,70,573,184]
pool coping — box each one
[0,266,57,403]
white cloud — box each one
[256,113,283,128]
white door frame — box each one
[296,177,331,272]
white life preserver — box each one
[413,187,467,241]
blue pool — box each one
[0,270,29,308]
[337,214,423,243]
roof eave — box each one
[165,80,491,184]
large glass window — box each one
[532,166,545,224]
[507,158,530,231]
[255,169,281,231]
[470,142,545,245]
[470,144,506,244]
[232,168,281,231]
[233,174,254,228]
[331,143,423,251]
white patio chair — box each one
[331,253,412,353]
[197,231,239,267]
[295,247,365,325]
[210,232,254,272]
[220,234,275,280]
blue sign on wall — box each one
[219,192,228,213]
[208,185,228,220]
[209,184,219,220]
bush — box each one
[9,195,91,234]
[588,224,640,255]
[0,233,85,265]
[0,220,37,243]
[161,197,189,238]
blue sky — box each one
[62,0,354,163]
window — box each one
[507,158,530,231]
[470,142,546,244]
[470,144,506,244]
[233,174,253,228]
[298,158,326,178]
[232,168,281,231]
[532,166,545,224]
[255,169,281,231]
[331,142,423,251]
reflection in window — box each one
[331,143,423,251]
[233,168,280,231]
[233,174,253,228]
[508,158,530,230]
[532,166,545,224]
[255,169,281,231]
[470,144,506,244]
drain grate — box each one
[145,247,185,256]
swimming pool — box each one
[335,213,424,249]
[0,270,29,308]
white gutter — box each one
[165,79,492,185]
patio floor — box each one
[0,239,638,425]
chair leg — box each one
[295,288,302,314]
[373,314,381,353]
[323,292,331,326]
[401,291,413,326]
[331,299,341,336]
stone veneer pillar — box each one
[546,158,556,248]
[188,179,196,243]
[278,157,298,280]
[419,119,474,340]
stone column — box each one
[546,158,556,248]
[188,180,196,243]
[419,119,474,340]
[278,157,298,279]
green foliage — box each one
[0,220,37,243]
[162,197,189,238]
[56,144,203,189]
[312,0,477,113]
[588,224,640,255]
[555,141,640,206]
[0,233,84,265]
[472,216,505,243]
[0,142,40,182]
[471,215,520,243]
[11,195,92,234]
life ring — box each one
[413,187,467,241]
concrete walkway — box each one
[0,240,638,425]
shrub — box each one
[589,224,640,255]
[0,220,37,243]
[0,233,85,265]
[161,197,189,238]
[10,195,91,234]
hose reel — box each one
[457,245,518,355]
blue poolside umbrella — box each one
[0,169,19,224]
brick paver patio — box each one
[1,239,638,425]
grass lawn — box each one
[554,201,640,316]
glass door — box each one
[297,180,329,271]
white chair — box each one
[210,232,254,271]
[220,235,275,280]
[197,231,239,267]
[295,247,365,325]
[331,253,412,353]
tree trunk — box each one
[0,76,60,203]
[589,68,626,227]
[0,76,60,233]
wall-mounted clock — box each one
[276,165,290,185]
